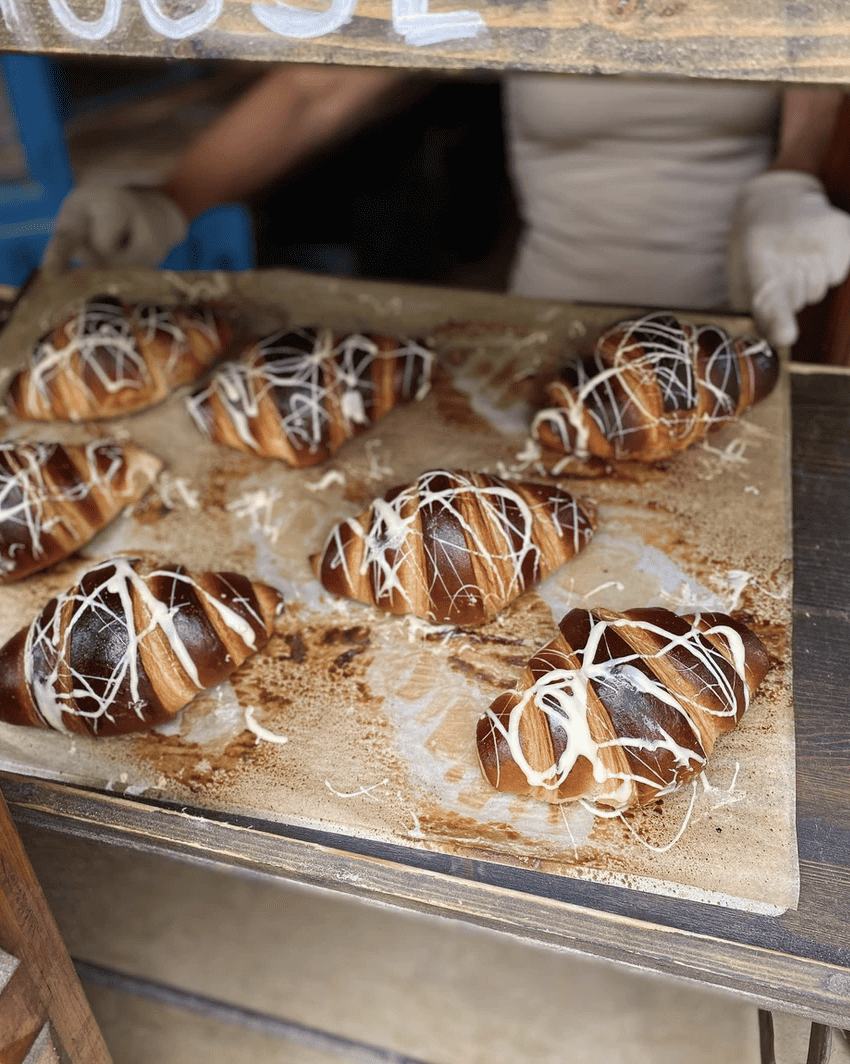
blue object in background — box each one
[0,55,255,286]
[162,203,255,273]
[0,54,74,285]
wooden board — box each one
[0,267,797,916]
[3,0,850,84]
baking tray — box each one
[0,267,797,914]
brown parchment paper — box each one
[0,268,798,914]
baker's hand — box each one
[726,170,850,347]
[42,186,189,274]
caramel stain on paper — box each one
[129,728,262,792]
[125,610,402,802]
[440,597,556,701]
[196,454,258,511]
[416,810,526,844]
[226,610,408,805]
[131,494,171,525]
[447,656,516,691]
[423,697,478,765]
[432,375,500,434]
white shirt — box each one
[505,75,781,310]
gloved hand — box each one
[42,186,189,274]
[726,170,850,347]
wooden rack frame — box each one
[1,1,850,84]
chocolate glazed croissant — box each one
[532,312,779,462]
[7,295,232,421]
[186,326,435,467]
[311,469,596,626]
[0,557,283,737]
[477,606,770,812]
[0,440,162,582]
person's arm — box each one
[726,86,850,346]
[770,86,844,175]
[159,63,404,221]
[42,63,404,273]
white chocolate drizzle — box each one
[602,781,699,854]
[20,297,222,419]
[0,440,131,577]
[532,312,775,461]
[324,778,388,800]
[163,270,230,301]
[480,610,754,813]
[226,488,283,543]
[186,326,434,462]
[365,438,393,480]
[156,473,200,510]
[22,557,269,734]
[316,469,594,624]
[244,705,288,744]
[306,470,346,492]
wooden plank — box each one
[5,775,850,1029]
[776,369,850,976]
[0,961,46,1064]
[0,789,112,1064]
[3,0,850,83]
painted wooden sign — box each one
[0,0,850,85]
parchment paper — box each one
[0,268,798,914]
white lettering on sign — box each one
[45,0,119,38]
[0,0,40,44]
[1,0,487,44]
[139,0,222,37]
[392,0,484,45]
[251,0,356,39]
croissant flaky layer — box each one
[0,440,162,582]
[532,312,779,462]
[477,606,770,811]
[0,557,283,737]
[7,295,232,421]
[311,469,596,625]
[186,326,435,467]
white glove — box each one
[726,170,850,347]
[42,186,189,274]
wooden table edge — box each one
[3,771,848,1029]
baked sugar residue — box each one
[432,373,499,433]
[129,726,261,792]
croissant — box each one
[7,295,232,421]
[186,326,435,467]
[477,606,770,812]
[0,440,162,582]
[0,557,282,736]
[311,469,596,626]
[532,312,779,462]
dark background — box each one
[58,59,522,293]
